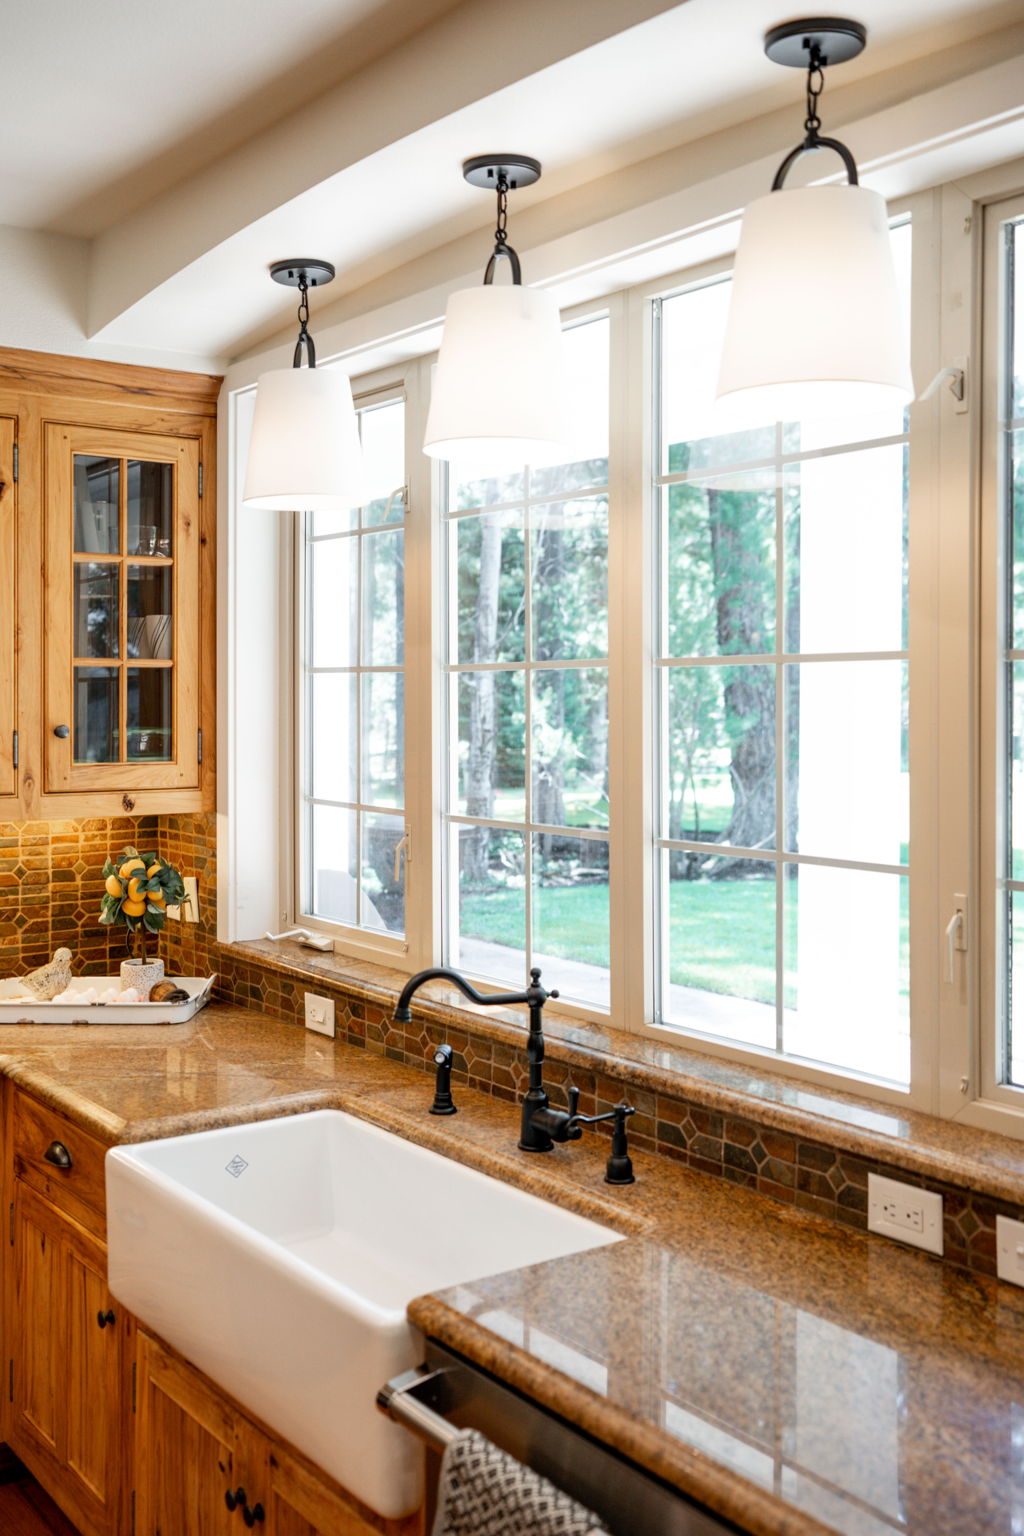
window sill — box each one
[218,939,1024,1213]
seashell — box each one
[149,980,191,1004]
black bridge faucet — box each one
[393,965,636,1182]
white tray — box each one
[0,976,216,1025]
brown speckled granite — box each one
[1,1003,1024,1536]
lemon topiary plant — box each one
[99,845,186,963]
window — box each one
[256,174,1024,1127]
[299,394,407,940]
[985,196,1024,1101]
[441,318,611,1007]
[652,226,912,1085]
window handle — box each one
[945,897,968,984]
[394,831,410,884]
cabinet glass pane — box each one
[127,460,173,556]
[127,669,172,760]
[128,566,172,659]
[73,456,119,555]
[74,666,119,762]
[74,563,119,658]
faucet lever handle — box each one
[567,1085,580,1118]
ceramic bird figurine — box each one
[23,948,73,1001]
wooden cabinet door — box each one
[10,1181,129,1536]
[134,1331,239,1536]
[262,1441,416,1536]
[0,414,16,801]
[43,421,201,797]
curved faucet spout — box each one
[393,966,556,1023]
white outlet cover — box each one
[303,992,335,1039]
[996,1215,1024,1287]
[867,1172,943,1256]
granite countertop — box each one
[2,1002,1023,1536]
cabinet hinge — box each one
[131,1488,136,1535]
[8,1360,12,1403]
[12,730,17,770]
[198,461,204,498]
[12,444,18,484]
[132,1359,137,1413]
[8,1200,13,1246]
[197,727,203,765]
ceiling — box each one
[3,0,1023,371]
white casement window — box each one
[440,316,611,1011]
[298,390,409,947]
[650,226,913,1087]
[981,193,1024,1115]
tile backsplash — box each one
[0,814,215,976]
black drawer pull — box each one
[97,1309,116,1329]
[43,1141,72,1169]
[243,1503,265,1526]
[225,1487,246,1513]
[53,725,70,739]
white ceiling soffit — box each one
[87,0,1024,368]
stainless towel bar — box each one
[377,1365,459,1451]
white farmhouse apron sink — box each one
[105,1108,622,1518]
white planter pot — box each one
[119,958,165,1000]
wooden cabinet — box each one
[133,1330,422,1536]
[0,345,218,817]
[44,422,201,797]
[6,1097,130,1536]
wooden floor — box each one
[0,1476,83,1536]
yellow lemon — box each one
[127,877,144,902]
[104,874,122,898]
[147,892,166,909]
[121,898,147,916]
[146,862,162,878]
[119,857,145,879]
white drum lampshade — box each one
[715,183,914,425]
[423,282,568,468]
[242,365,366,513]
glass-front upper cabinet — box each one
[0,415,15,801]
[44,424,201,797]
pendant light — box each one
[243,259,365,512]
[715,19,914,424]
[423,155,568,469]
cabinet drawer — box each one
[13,1092,108,1234]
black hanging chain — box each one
[292,274,317,368]
[803,43,825,143]
[483,170,523,285]
[494,173,509,252]
[770,38,858,189]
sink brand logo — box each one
[225,1154,249,1178]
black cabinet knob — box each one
[225,1486,246,1512]
[243,1503,265,1527]
[53,725,70,739]
[43,1141,72,1169]
[96,1309,116,1329]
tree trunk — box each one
[462,517,503,885]
[706,488,775,874]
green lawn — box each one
[461,875,909,1005]
[462,876,778,1000]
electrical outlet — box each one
[996,1215,1024,1287]
[167,876,200,923]
[303,992,335,1038]
[867,1173,943,1255]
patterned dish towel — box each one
[431,1428,607,1536]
